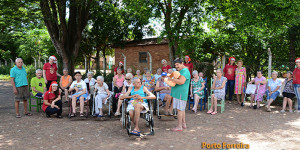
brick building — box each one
[114,38,171,74]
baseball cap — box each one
[161,72,167,76]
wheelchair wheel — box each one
[149,117,154,135]
[126,115,131,136]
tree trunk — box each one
[95,48,100,75]
[288,25,298,63]
[103,48,107,76]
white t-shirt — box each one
[123,80,133,87]
[84,78,96,86]
[70,80,87,92]
[95,82,109,95]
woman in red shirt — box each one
[114,61,124,76]
[42,81,62,118]
[293,58,300,112]
[223,57,237,103]
[161,59,171,73]
[43,55,61,90]
[184,55,193,77]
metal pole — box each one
[221,55,226,70]
[268,48,272,78]
[10,59,13,67]
[32,57,37,69]
[84,55,87,73]
[147,52,152,73]
[121,53,126,71]
[5,60,7,66]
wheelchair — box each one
[67,91,91,118]
[154,92,177,119]
[91,91,113,117]
[121,97,155,137]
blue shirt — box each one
[10,66,28,87]
[130,86,147,103]
[267,78,282,92]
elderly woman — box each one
[154,68,162,83]
[207,69,227,115]
[42,81,62,118]
[235,60,247,106]
[280,71,295,113]
[94,76,110,117]
[127,68,133,74]
[142,70,155,92]
[161,59,171,73]
[134,70,142,80]
[155,72,173,115]
[168,69,174,74]
[43,55,61,90]
[248,71,267,109]
[84,72,96,94]
[265,71,282,112]
[115,73,134,116]
[190,70,205,113]
[293,58,300,113]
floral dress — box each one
[143,77,155,91]
[191,78,205,99]
[214,76,227,99]
[235,67,246,94]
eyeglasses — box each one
[125,78,131,80]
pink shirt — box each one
[114,75,125,87]
[254,76,266,94]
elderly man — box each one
[31,69,47,97]
[10,58,32,118]
[265,71,282,112]
[69,72,88,117]
[155,72,173,115]
[120,77,156,136]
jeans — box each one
[225,80,235,101]
[45,100,62,116]
[294,84,300,110]
[266,90,280,101]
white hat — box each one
[49,55,57,63]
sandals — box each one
[207,110,213,114]
[25,113,32,116]
[80,113,84,117]
[97,114,103,118]
[131,130,141,136]
[182,123,187,129]
[70,113,76,117]
[171,128,183,132]
[211,112,217,115]
[15,114,21,118]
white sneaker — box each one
[114,112,121,116]
[280,110,285,113]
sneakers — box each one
[280,110,285,113]
[114,112,121,116]
[289,110,293,113]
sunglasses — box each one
[125,78,131,80]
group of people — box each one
[222,57,300,113]
[9,55,300,134]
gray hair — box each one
[216,69,223,73]
[168,69,174,73]
[287,71,293,75]
[63,68,68,71]
[127,68,132,72]
[132,77,140,84]
[136,69,140,73]
[272,71,278,75]
[192,70,198,76]
[125,73,133,79]
[96,76,104,82]
[36,69,42,73]
[146,70,151,74]
[157,68,162,72]
[161,59,167,64]
[87,71,93,76]
[15,58,23,63]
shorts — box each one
[127,102,149,113]
[266,90,280,101]
[159,93,169,101]
[173,98,187,111]
[60,87,70,95]
[282,92,295,99]
[15,86,30,101]
[72,92,89,102]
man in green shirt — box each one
[31,69,46,97]
[168,58,191,132]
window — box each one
[139,52,147,63]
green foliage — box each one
[0,74,10,80]
[0,66,11,75]
[24,64,36,84]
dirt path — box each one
[1,80,300,150]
